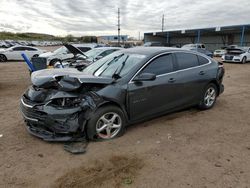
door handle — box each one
[168,78,176,83]
[199,71,205,75]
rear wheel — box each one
[242,56,247,64]
[198,84,217,110]
[0,54,7,62]
[86,105,126,141]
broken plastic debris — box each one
[123,178,132,185]
[64,140,88,154]
[156,141,161,144]
[0,134,2,138]
[167,134,171,140]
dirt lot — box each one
[1,48,250,187]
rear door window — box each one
[141,54,174,75]
[13,47,23,51]
[197,55,209,65]
[175,52,199,70]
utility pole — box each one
[117,8,121,46]
[162,14,164,32]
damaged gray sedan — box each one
[20,47,224,141]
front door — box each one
[128,53,181,121]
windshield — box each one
[53,46,68,54]
[82,51,146,78]
[84,48,103,59]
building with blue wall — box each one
[144,24,250,51]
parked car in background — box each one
[144,42,163,47]
[181,43,213,57]
[0,41,10,48]
[39,43,97,66]
[54,47,122,71]
[84,47,122,62]
[213,49,226,57]
[221,47,250,64]
[0,46,46,62]
[20,47,224,141]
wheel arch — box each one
[97,100,129,123]
[208,80,220,96]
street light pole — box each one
[118,8,121,46]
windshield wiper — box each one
[94,54,124,76]
[112,55,129,80]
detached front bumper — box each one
[20,96,85,141]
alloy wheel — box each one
[96,112,122,139]
[204,87,216,107]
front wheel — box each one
[198,84,217,110]
[49,59,61,66]
[86,105,126,141]
[242,56,247,64]
[0,54,7,62]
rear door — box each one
[128,53,181,121]
[22,47,37,58]
[173,52,210,106]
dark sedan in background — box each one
[20,47,224,141]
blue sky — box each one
[0,0,249,37]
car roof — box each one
[72,43,97,48]
[93,47,123,51]
[118,47,185,56]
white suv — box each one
[222,47,250,64]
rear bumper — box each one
[20,96,85,142]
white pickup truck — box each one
[181,43,213,57]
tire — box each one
[49,59,60,66]
[0,54,7,62]
[86,105,126,141]
[242,56,247,64]
[198,83,218,110]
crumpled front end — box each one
[20,85,104,141]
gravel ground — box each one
[1,47,250,187]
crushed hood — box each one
[31,68,113,90]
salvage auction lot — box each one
[1,47,250,187]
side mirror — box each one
[133,73,156,82]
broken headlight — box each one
[51,97,82,107]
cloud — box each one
[0,0,249,37]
